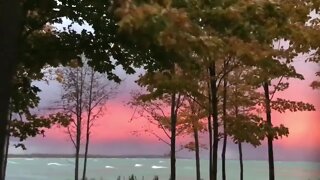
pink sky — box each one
[8,61,320,161]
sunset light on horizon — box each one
[8,62,320,162]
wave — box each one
[65,159,74,164]
[158,160,165,163]
[25,158,34,161]
[8,161,18,164]
[105,165,114,169]
[47,162,64,166]
[134,164,143,167]
[151,165,167,169]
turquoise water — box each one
[6,158,320,180]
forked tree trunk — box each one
[263,82,275,180]
[209,63,219,180]
[0,1,21,179]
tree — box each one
[2,65,71,179]
[130,92,185,147]
[221,60,228,180]
[0,0,150,177]
[179,98,207,180]
[115,2,217,178]
[81,69,116,180]
[0,2,22,177]
[131,67,210,180]
[226,66,271,180]
[56,58,115,180]
[115,1,320,180]
[131,70,185,180]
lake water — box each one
[6,158,320,180]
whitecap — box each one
[159,160,165,163]
[105,165,114,169]
[134,164,143,167]
[8,161,18,164]
[151,165,167,169]
[25,158,34,161]
[48,162,64,166]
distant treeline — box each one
[7,154,171,159]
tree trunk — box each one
[238,142,243,180]
[75,112,82,179]
[263,82,275,180]
[170,93,177,180]
[209,63,219,180]
[3,110,12,180]
[82,71,94,180]
[221,64,228,180]
[235,104,243,180]
[193,122,201,180]
[0,1,21,179]
[75,115,81,180]
[3,135,9,180]
[75,142,80,180]
[208,114,213,180]
[82,125,90,180]
[207,80,213,180]
[75,68,83,180]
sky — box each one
[8,59,320,162]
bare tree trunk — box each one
[263,82,275,180]
[0,1,21,179]
[192,122,201,180]
[221,63,228,180]
[209,63,219,180]
[62,63,111,180]
[238,142,243,180]
[82,71,94,180]
[170,93,177,180]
